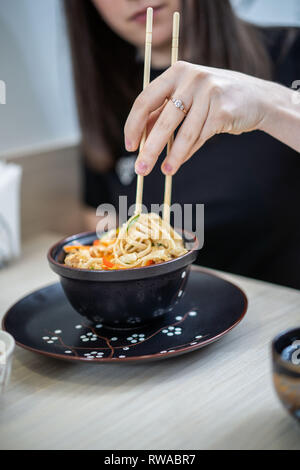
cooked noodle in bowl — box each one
[64,213,187,271]
[48,217,198,327]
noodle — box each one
[64,213,187,270]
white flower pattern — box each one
[40,307,206,360]
[162,326,182,336]
[126,333,145,344]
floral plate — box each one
[2,267,247,362]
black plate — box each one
[2,267,248,363]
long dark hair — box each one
[64,0,271,171]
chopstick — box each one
[163,12,180,224]
[134,7,153,216]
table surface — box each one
[0,232,299,450]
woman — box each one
[64,0,300,288]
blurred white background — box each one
[0,0,79,158]
[0,0,300,158]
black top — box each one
[83,27,300,289]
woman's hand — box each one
[124,61,300,176]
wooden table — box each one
[0,233,299,450]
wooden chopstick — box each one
[134,7,153,216]
[163,12,180,224]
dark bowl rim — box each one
[272,327,300,374]
[47,229,199,281]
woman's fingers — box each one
[145,101,168,137]
[125,61,271,176]
[133,102,167,176]
[135,98,190,175]
[180,114,220,166]
[161,97,210,175]
[124,68,176,152]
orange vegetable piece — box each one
[64,245,91,253]
[93,239,115,247]
[103,256,114,268]
[145,260,154,266]
[101,239,116,246]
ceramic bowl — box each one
[48,231,198,328]
[272,327,300,422]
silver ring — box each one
[171,97,188,115]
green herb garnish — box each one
[127,214,140,232]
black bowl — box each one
[48,231,198,328]
[272,327,300,422]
